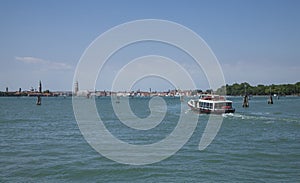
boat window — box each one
[215,102,229,109]
[204,102,210,109]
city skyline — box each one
[1,0,299,91]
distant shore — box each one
[1,82,299,97]
[0,91,299,98]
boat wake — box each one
[222,113,245,119]
[222,112,272,121]
[186,108,299,124]
[222,112,299,124]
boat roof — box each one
[198,99,232,103]
[197,94,233,103]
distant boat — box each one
[188,94,235,114]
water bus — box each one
[188,95,235,114]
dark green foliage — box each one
[216,82,300,96]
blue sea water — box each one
[0,96,299,182]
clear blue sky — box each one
[1,0,299,91]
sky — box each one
[0,0,299,91]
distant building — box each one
[74,81,79,96]
[76,90,90,97]
[39,80,42,93]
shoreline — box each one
[0,94,299,98]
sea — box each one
[0,96,299,182]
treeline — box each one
[216,82,300,96]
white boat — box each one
[188,94,235,114]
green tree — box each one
[216,82,300,96]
